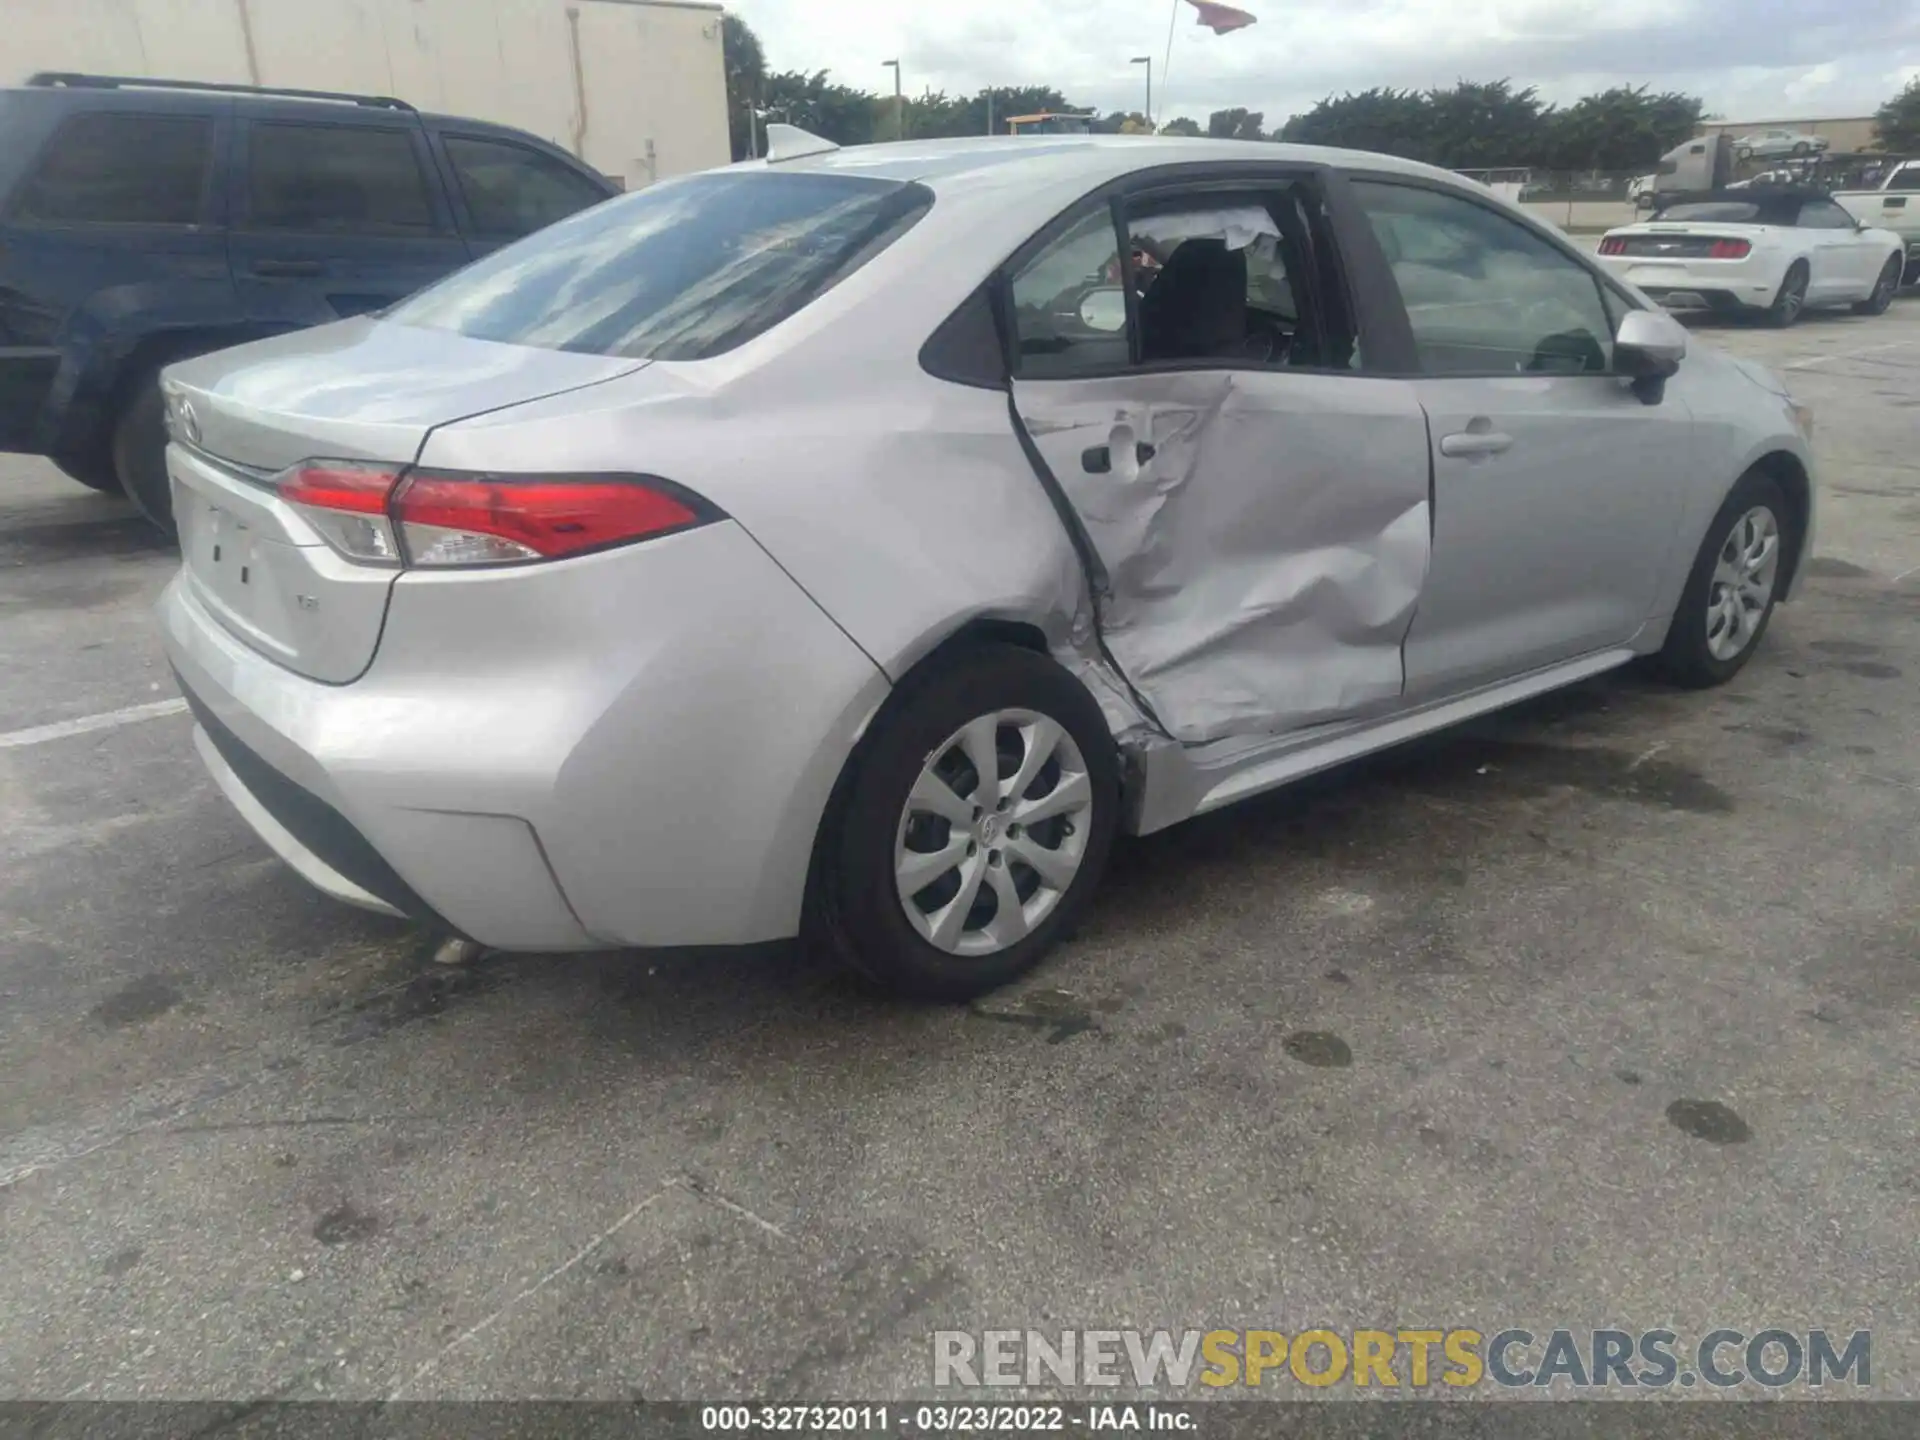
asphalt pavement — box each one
[2,301,1918,1403]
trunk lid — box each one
[163,318,646,684]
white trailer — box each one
[2,0,729,191]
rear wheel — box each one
[806,643,1120,1002]
[1854,255,1902,315]
[1653,470,1793,689]
[1761,262,1808,327]
[111,372,176,537]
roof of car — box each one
[1654,185,1831,212]
[762,134,1463,191]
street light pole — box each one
[882,59,903,140]
[1132,56,1152,129]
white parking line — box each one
[0,698,188,750]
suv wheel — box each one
[112,373,176,537]
[51,454,124,494]
[807,644,1120,1002]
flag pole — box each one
[1161,0,1179,118]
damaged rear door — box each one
[1004,173,1433,747]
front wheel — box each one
[806,643,1121,1002]
[1854,255,1902,315]
[1761,262,1808,327]
[1653,471,1794,688]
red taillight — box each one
[392,471,711,568]
[281,461,401,514]
[277,461,716,569]
[280,460,405,565]
[1708,238,1751,260]
[1599,236,1626,255]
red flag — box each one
[1186,0,1257,33]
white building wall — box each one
[1,0,729,189]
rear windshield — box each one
[1655,202,1764,223]
[386,171,932,361]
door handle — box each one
[1439,430,1513,458]
[252,259,324,277]
[1081,441,1155,474]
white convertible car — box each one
[1596,187,1905,325]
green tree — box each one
[1543,85,1704,171]
[1281,80,1702,170]
[1280,88,1430,155]
[1419,80,1549,167]
[1159,116,1203,137]
[760,70,882,148]
[722,14,768,161]
[1207,107,1265,141]
[1875,78,1920,153]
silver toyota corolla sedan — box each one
[157,132,1816,1001]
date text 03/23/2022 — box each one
[700,1405,1192,1432]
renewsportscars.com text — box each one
[932,1327,1871,1391]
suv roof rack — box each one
[25,73,417,113]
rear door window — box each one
[441,134,608,239]
[11,113,211,226]
[386,171,932,361]
[1007,208,1131,378]
[246,122,437,234]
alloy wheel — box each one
[1706,506,1780,662]
[894,709,1094,957]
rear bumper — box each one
[189,720,408,923]
[1635,287,1761,315]
[1600,256,1780,311]
[160,520,891,951]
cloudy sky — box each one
[729,0,1920,129]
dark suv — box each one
[0,73,618,532]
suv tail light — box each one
[1708,238,1752,260]
[277,462,720,569]
[1598,236,1626,255]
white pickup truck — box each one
[1835,160,1920,285]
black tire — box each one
[1653,470,1794,689]
[1761,262,1808,327]
[1853,255,1902,316]
[111,373,177,537]
[806,643,1121,1002]
[50,454,124,494]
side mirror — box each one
[1615,308,1686,378]
[1077,287,1128,333]
[1615,307,1687,403]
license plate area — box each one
[186,493,265,613]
